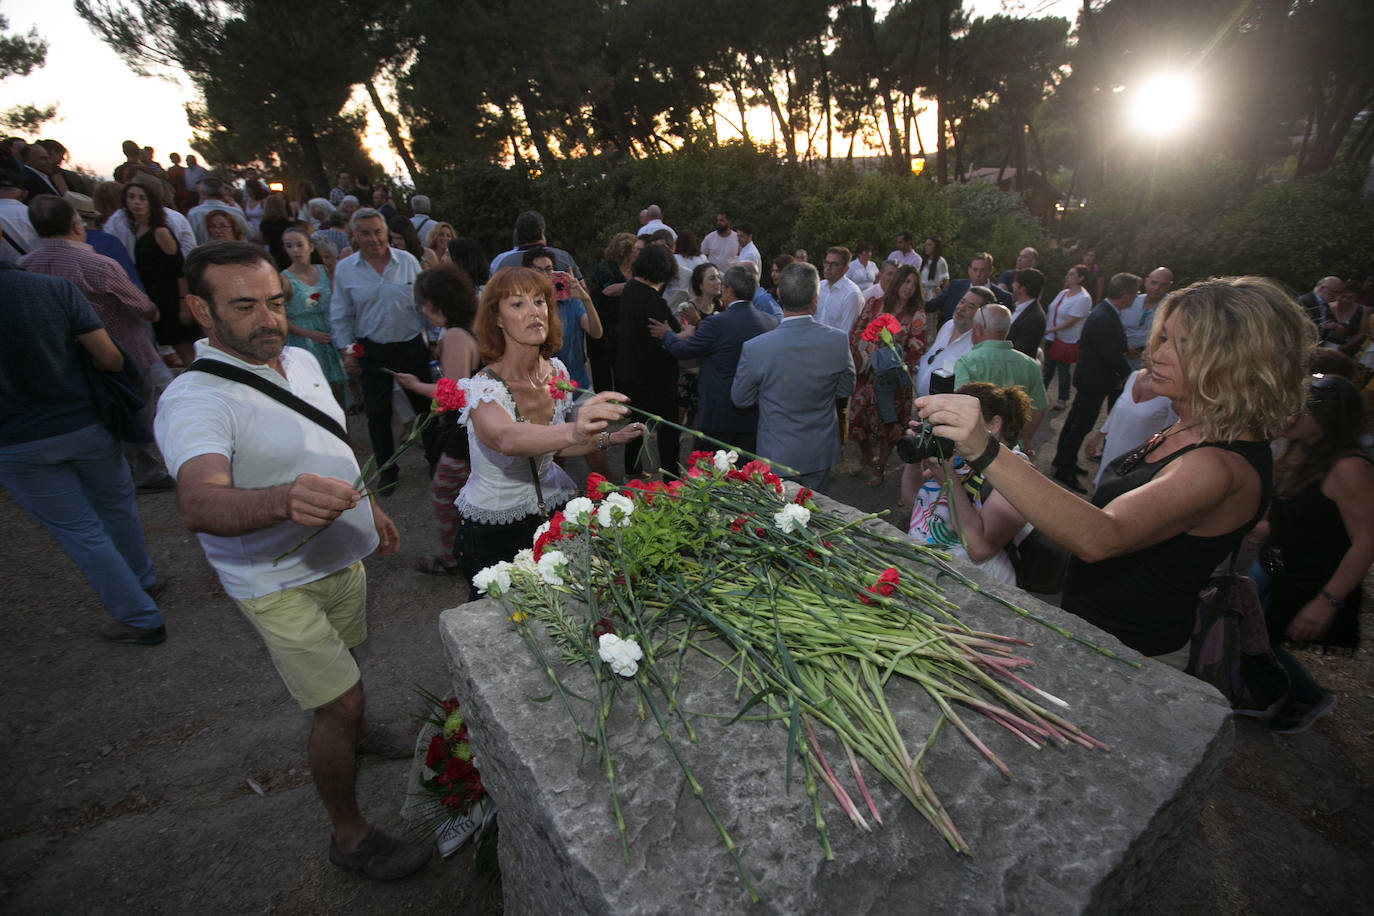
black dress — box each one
[134,228,192,346]
[615,279,681,474]
[1062,439,1273,656]
[1266,458,1369,650]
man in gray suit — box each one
[732,261,856,493]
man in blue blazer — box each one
[925,251,1014,327]
[650,264,778,454]
[732,262,856,492]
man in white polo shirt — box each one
[154,241,431,881]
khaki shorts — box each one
[233,562,367,710]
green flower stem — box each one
[273,410,435,564]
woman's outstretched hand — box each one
[573,391,635,443]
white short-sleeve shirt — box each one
[154,342,378,600]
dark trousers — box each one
[358,336,435,474]
[1053,386,1108,471]
[1043,355,1073,402]
[700,428,757,458]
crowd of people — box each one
[2,135,1372,881]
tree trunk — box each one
[819,41,832,164]
[745,54,798,163]
[291,106,328,195]
[727,71,751,145]
[948,117,963,181]
[937,0,950,185]
[1028,119,1049,181]
[514,86,561,177]
[364,79,419,187]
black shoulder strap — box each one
[2,228,29,256]
[186,358,349,444]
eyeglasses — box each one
[533,265,555,275]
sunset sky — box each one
[4,0,1081,180]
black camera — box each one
[896,419,956,464]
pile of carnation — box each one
[473,450,1106,902]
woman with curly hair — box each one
[908,382,1033,585]
[918,276,1315,662]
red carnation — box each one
[309,292,321,302]
[425,734,447,768]
[795,488,813,505]
[861,313,902,343]
[592,617,616,638]
[433,376,466,413]
[686,450,714,468]
[343,342,365,358]
[586,472,612,501]
[547,372,576,400]
[860,566,901,604]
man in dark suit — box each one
[650,264,777,454]
[1008,267,1047,359]
[1298,276,1344,328]
[925,250,1014,328]
[732,262,855,492]
[1051,272,1140,492]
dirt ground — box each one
[0,407,1369,914]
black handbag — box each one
[81,340,151,444]
[1006,528,1071,594]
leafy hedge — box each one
[419,146,1372,293]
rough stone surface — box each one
[438,488,1234,915]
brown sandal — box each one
[414,555,458,575]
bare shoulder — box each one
[1325,453,1374,496]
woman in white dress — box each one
[451,266,643,593]
[1041,263,1094,409]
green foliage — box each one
[0,12,46,80]
[423,163,535,264]
[0,102,56,133]
[1060,158,1374,289]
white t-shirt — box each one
[701,230,740,273]
[155,342,378,600]
[737,240,762,268]
[1095,371,1179,486]
[815,277,865,334]
[1045,288,1093,345]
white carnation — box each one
[532,520,552,546]
[510,548,538,577]
[537,550,568,585]
[773,503,811,533]
[472,561,512,597]
[597,633,644,677]
[596,492,635,528]
[563,496,595,525]
[713,449,739,472]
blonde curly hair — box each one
[1148,276,1313,441]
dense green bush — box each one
[421,148,1371,293]
[1060,159,1374,291]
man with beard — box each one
[917,286,989,396]
[154,241,429,880]
[701,210,741,274]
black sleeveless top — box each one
[1061,438,1273,656]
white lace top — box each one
[452,360,578,524]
